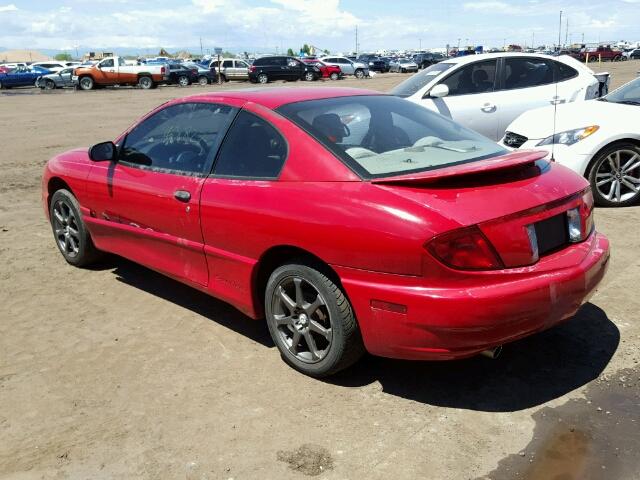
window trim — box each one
[424,58,499,99]
[117,101,240,178]
[210,108,290,181]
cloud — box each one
[463,1,510,11]
[0,3,18,12]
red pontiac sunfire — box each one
[43,87,610,377]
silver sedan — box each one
[389,59,419,73]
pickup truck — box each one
[580,46,623,62]
[73,56,170,90]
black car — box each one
[248,56,320,84]
[358,54,388,72]
[413,53,445,69]
[167,64,199,87]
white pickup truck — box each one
[73,56,170,90]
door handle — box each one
[550,96,566,105]
[174,190,191,202]
[481,103,497,113]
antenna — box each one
[551,10,563,162]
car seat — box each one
[312,113,348,143]
[472,69,493,92]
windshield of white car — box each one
[604,77,640,105]
[277,95,506,179]
[390,62,454,97]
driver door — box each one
[85,102,238,287]
[94,58,115,85]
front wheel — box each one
[197,75,209,86]
[304,71,315,82]
[354,69,365,79]
[265,262,364,377]
[49,189,102,267]
[44,79,55,90]
[177,75,189,87]
[330,72,339,81]
[79,76,94,90]
[257,73,268,84]
[588,143,640,207]
[138,76,153,89]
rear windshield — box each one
[390,62,454,97]
[277,95,505,179]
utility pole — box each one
[419,38,421,50]
[532,32,535,49]
[581,32,585,44]
[558,10,563,50]
[457,38,461,51]
[355,25,359,56]
[565,17,569,46]
[200,37,203,57]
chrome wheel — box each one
[258,73,268,84]
[178,75,189,87]
[198,76,208,86]
[271,276,332,363]
[594,149,640,204]
[304,72,314,81]
[52,199,81,258]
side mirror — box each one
[89,141,117,162]
[429,84,449,98]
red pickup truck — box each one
[580,46,623,62]
[73,56,170,90]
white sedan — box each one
[501,77,640,207]
[391,53,609,141]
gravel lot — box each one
[1,62,639,480]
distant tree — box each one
[287,48,295,56]
[54,52,73,61]
[302,44,311,55]
[323,49,329,54]
[243,51,249,59]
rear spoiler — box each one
[371,150,548,185]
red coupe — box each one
[43,88,610,377]
[302,59,342,80]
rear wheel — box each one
[177,75,189,87]
[49,189,102,267]
[138,76,153,89]
[198,75,209,86]
[354,69,365,79]
[330,72,339,81]
[257,73,268,84]
[588,143,640,207]
[79,76,94,90]
[265,262,364,377]
[304,71,315,81]
[44,79,55,90]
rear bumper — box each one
[334,232,609,360]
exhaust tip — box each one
[480,346,502,359]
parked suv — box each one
[207,58,251,81]
[320,56,369,78]
[248,56,320,84]
[414,52,445,69]
[358,54,388,72]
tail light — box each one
[567,188,595,243]
[427,226,504,270]
[160,66,166,74]
[249,65,256,72]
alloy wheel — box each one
[178,76,189,87]
[594,149,640,203]
[52,199,81,258]
[258,74,268,84]
[270,276,333,363]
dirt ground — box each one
[1,62,640,480]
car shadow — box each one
[105,256,274,348]
[328,303,619,412]
[96,256,618,411]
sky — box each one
[0,0,638,54]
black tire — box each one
[138,76,153,89]
[330,72,339,81]
[587,142,640,207]
[177,75,189,87]
[44,79,55,90]
[79,76,94,90]
[265,261,365,377]
[354,69,365,79]
[401,68,406,73]
[198,75,209,86]
[304,71,315,82]
[257,73,268,84]
[49,189,102,267]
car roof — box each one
[445,51,567,66]
[182,87,382,109]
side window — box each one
[504,57,555,89]
[237,61,249,68]
[100,59,114,68]
[120,103,238,175]
[440,60,496,96]
[556,61,578,81]
[222,60,233,68]
[118,58,125,66]
[214,111,287,179]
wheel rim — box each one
[271,276,333,363]
[595,149,640,203]
[45,80,54,90]
[52,200,80,257]
[179,76,188,86]
[198,77,208,85]
[258,74,267,84]
[80,78,91,89]
[330,73,338,80]
[305,72,313,81]
[140,77,151,88]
